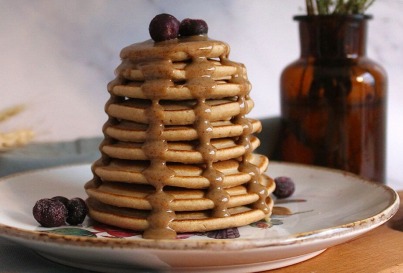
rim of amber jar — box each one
[293,14,372,21]
[293,14,372,58]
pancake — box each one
[117,60,238,82]
[92,153,268,189]
[106,98,254,125]
[119,37,229,62]
[87,198,272,233]
[85,179,271,211]
[104,119,262,142]
[110,81,248,101]
[111,81,246,100]
[101,136,260,163]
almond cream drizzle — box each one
[138,59,176,239]
[222,59,270,214]
[186,55,230,218]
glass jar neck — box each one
[295,15,370,59]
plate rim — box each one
[0,162,400,251]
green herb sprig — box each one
[306,0,375,15]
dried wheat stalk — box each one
[0,104,35,151]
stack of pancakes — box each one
[85,36,275,239]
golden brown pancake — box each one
[92,153,268,189]
[117,60,238,82]
[106,98,254,125]
[86,181,262,211]
[104,119,262,142]
[100,136,260,163]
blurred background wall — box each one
[1,0,402,183]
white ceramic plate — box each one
[0,162,399,273]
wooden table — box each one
[267,191,403,273]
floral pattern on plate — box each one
[42,198,309,240]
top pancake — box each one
[119,37,230,62]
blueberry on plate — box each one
[66,197,88,225]
[51,196,69,207]
[32,198,67,227]
[273,176,295,199]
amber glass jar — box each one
[279,15,387,183]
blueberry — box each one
[51,196,69,207]
[273,176,295,199]
[33,198,67,227]
[66,198,88,225]
[179,18,208,37]
[149,13,180,42]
